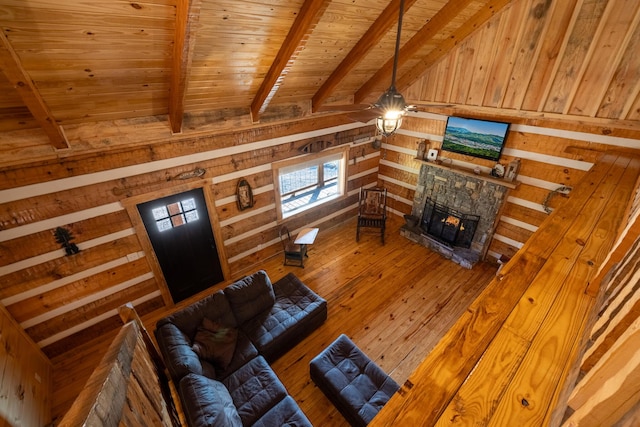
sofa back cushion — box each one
[179,374,242,427]
[224,270,275,325]
[192,317,238,370]
[156,290,237,339]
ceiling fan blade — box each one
[408,103,455,110]
[347,109,381,123]
[316,104,374,112]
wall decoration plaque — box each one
[236,178,254,210]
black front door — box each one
[137,188,224,302]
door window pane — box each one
[154,198,199,232]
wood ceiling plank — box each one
[169,0,203,134]
[354,0,474,105]
[312,0,420,111]
[542,0,608,114]
[395,0,513,96]
[570,0,640,118]
[520,0,581,112]
[250,0,331,123]
[0,31,68,149]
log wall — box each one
[1,106,638,362]
[379,112,640,263]
[0,115,376,358]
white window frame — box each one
[272,146,349,220]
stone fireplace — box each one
[401,162,515,268]
[421,198,480,248]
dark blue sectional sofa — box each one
[155,270,327,426]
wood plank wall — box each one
[0,303,52,426]
[0,115,376,359]
[404,0,640,123]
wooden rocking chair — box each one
[356,187,387,244]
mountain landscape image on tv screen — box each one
[441,117,509,161]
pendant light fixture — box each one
[376,0,407,137]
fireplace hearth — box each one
[421,198,479,248]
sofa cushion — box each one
[179,374,242,427]
[242,272,327,361]
[192,317,238,370]
[251,395,312,427]
[209,332,258,380]
[155,290,248,383]
[222,356,288,426]
[155,322,204,382]
[156,290,238,337]
[224,270,275,324]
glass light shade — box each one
[376,112,404,137]
[375,86,406,137]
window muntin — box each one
[151,198,199,232]
[275,150,346,218]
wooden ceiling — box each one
[1,0,639,158]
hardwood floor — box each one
[51,216,497,425]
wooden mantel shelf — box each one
[415,158,518,189]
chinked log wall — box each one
[379,113,640,263]
[0,115,376,358]
[1,111,638,360]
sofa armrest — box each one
[155,322,203,383]
[273,272,325,303]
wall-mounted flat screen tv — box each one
[441,116,510,162]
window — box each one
[274,147,347,219]
[151,197,199,232]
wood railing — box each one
[57,304,179,427]
[370,151,640,426]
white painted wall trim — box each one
[0,202,124,243]
[500,215,539,233]
[21,272,154,329]
[36,290,161,348]
[2,251,146,306]
[0,228,136,276]
[493,233,525,249]
[0,122,368,204]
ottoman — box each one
[309,334,400,426]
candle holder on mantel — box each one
[416,139,431,160]
[416,140,426,160]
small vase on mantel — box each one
[417,140,426,160]
[505,158,521,182]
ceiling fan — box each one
[319,0,440,136]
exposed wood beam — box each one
[250,0,331,123]
[0,31,69,150]
[353,0,474,105]
[396,0,513,95]
[312,0,419,112]
[168,0,202,135]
